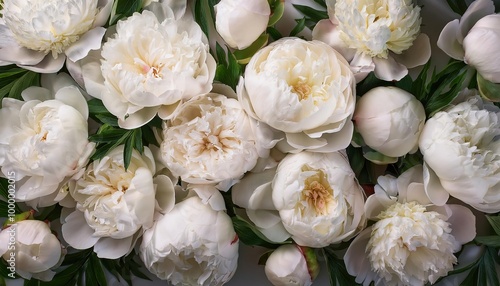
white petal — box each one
[118,107,158,129]
[94,0,114,27]
[65,27,106,62]
[447,204,476,244]
[459,0,495,42]
[153,175,176,214]
[61,211,99,249]
[423,163,449,206]
[437,20,465,60]
[312,19,355,61]
[94,236,134,259]
[54,86,89,119]
[18,54,66,74]
[344,228,373,284]
[373,56,408,81]
[393,33,431,68]
[21,86,52,102]
[232,168,276,210]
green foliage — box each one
[290,18,307,37]
[194,0,219,38]
[214,43,243,91]
[231,216,285,249]
[293,4,328,29]
[445,0,469,16]
[88,98,159,170]
[0,66,40,107]
[458,246,500,286]
[233,34,269,64]
[322,247,360,286]
[109,0,143,25]
[268,0,285,27]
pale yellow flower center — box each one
[298,167,336,216]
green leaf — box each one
[233,34,269,64]
[231,216,284,249]
[290,17,306,37]
[478,247,500,286]
[215,43,228,67]
[194,0,212,37]
[446,0,469,16]
[475,236,500,247]
[109,0,142,25]
[132,128,144,154]
[486,215,500,236]
[9,71,40,100]
[268,0,285,26]
[90,252,107,286]
[477,73,500,102]
[363,149,398,165]
[88,98,110,115]
[323,247,360,286]
[95,113,119,127]
[293,4,328,22]
[313,0,327,8]
[266,27,283,41]
[257,250,274,265]
[90,129,128,143]
[412,60,431,101]
[123,135,134,170]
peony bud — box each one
[265,244,319,286]
[353,86,426,158]
[463,14,500,83]
[215,0,270,50]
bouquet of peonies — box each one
[0,0,499,285]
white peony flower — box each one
[0,0,112,73]
[239,38,356,153]
[215,0,270,49]
[419,95,500,212]
[344,165,476,286]
[62,145,176,259]
[354,86,426,158]
[264,244,318,286]
[78,9,216,129]
[0,73,95,208]
[272,152,366,248]
[438,0,500,83]
[313,0,431,81]
[0,220,64,281]
[140,196,239,285]
[160,89,273,189]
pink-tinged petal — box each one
[117,107,158,129]
[18,54,66,74]
[65,27,106,62]
[393,34,431,68]
[312,19,355,61]
[423,163,449,206]
[62,211,99,249]
[458,0,495,42]
[437,20,465,60]
[54,86,89,119]
[373,56,408,81]
[94,0,114,27]
[94,236,134,259]
[447,204,476,244]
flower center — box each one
[298,167,335,216]
[292,80,313,101]
[3,0,99,58]
[367,201,459,285]
[334,0,421,58]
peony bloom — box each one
[215,0,270,49]
[265,244,319,286]
[140,196,239,285]
[0,220,64,281]
[238,38,356,153]
[272,152,366,248]
[313,0,431,81]
[77,9,216,129]
[62,146,176,259]
[160,89,273,189]
[0,0,112,73]
[345,165,476,286]
[419,95,500,213]
[354,86,426,158]
[438,0,500,83]
[0,73,95,208]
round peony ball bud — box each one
[0,220,64,281]
[265,244,319,286]
[215,0,270,49]
[463,14,500,83]
[354,86,425,158]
